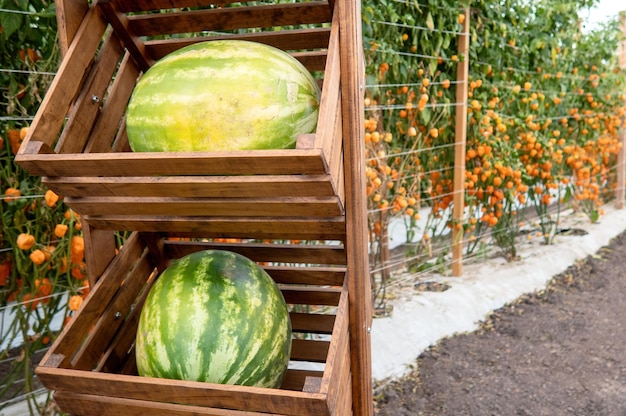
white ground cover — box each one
[371,204,626,383]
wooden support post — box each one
[616,10,626,209]
[337,0,373,414]
[55,0,89,57]
[451,6,470,277]
[82,220,118,287]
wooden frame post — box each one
[338,0,373,414]
[451,6,470,276]
[55,0,89,57]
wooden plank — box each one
[292,50,328,73]
[281,369,324,392]
[319,289,349,408]
[337,0,373,413]
[291,339,330,363]
[41,233,146,364]
[145,27,331,60]
[64,196,343,217]
[56,0,89,57]
[82,220,118,287]
[71,250,155,370]
[163,240,347,266]
[290,313,336,335]
[281,286,342,306]
[85,52,140,153]
[451,7,470,277]
[266,267,346,286]
[15,7,107,152]
[43,175,337,199]
[98,0,154,71]
[37,368,330,415]
[127,2,332,37]
[116,0,282,13]
[81,216,347,240]
[55,30,125,154]
[53,391,303,416]
[17,149,328,177]
[315,11,341,158]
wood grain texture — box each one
[337,0,373,412]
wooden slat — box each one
[85,52,140,153]
[281,286,342,306]
[42,233,146,364]
[64,196,342,217]
[82,221,118,287]
[163,240,346,266]
[15,7,107,151]
[290,313,335,335]
[98,0,154,71]
[56,0,89,57]
[319,288,349,406]
[127,2,332,37]
[337,0,373,412]
[43,175,336,198]
[290,339,329,363]
[267,267,346,286]
[292,50,327,73]
[17,149,328,177]
[55,30,125,154]
[37,369,331,415]
[281,369,324,392]
[116,0,279,13]
[53,391,289,416]
[71,250,155,370]
[145,27,331,60]
[81,216,347,241]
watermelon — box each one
[125,40,321,152]
[135,250,292,388]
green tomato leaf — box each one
[0,12,22,39]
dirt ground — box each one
[374,229,626,416]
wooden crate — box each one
[16,0,345,229]
[36,232,353,416]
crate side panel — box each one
[15,7,107,155]
[47,233,147,365]
[55,30,125,154]
[71,253,155,370]
[85,52,141,153]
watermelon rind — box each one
[135,250,292,388]
[126,40,321,152]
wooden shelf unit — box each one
[17,0,372,414]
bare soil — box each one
[374,229,626,416]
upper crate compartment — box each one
[16,0,344,220]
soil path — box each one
[374,230,626,416]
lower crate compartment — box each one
[36,232,353,415]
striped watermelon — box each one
[125,40,321,152]
[135,250,292,388]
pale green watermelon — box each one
[125,40,321,152]
[135,250,292,388]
